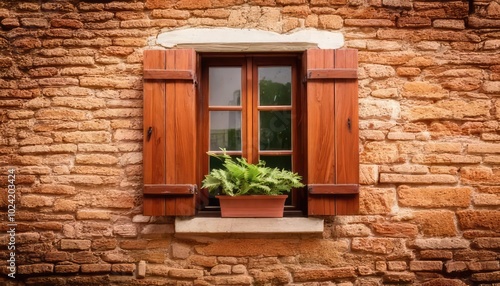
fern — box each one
[201,149,305,196]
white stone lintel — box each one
[175,217,324,233]
[156,28,344,52]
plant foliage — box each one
[202,149,304,196]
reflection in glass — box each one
[260,111,291,150]
[210,111,241,151]
[259,67,291,106]
[209,67,241,106]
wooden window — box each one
[199,55,305,215]
[142,49,359,217]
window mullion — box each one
[245,57,256,164]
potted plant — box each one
[201,150,304,218]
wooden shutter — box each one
[143,49,197,216]
[304,49,359,216]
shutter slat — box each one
[334,49,359,215]
[143,50,167,216]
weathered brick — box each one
[112,263,136,274]
[60,239,92,250]
[54,264,80,273]
[398,186,471,208]
[471,271,500,282]
[171,243,191,259]
[77,210,111,220]
[21,195,54,208]
[75,154,118,165]
[169,269,204,279]
[92,238,118,250]
[420,250,453,260]
[372,223,418,238]
[461,167,500,185]
[468,143,500,154]
[352,238,406,255]
[457,210,500,232]
[388,261,407,271]
[414,211,457,237]
[81,263,111,273]
[410,261,443,271]
[445,261,468,273]
[381,174,457,184]
[17,264,54,275]
[62,131,111,143]
[382,271,415,283]
[293,267,356,282]
[359,187,396,215]
[413,238,469,249]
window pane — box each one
[259,67,291,106]
[210,111,241,151]
[260,155,292,171]
[209,67,241,106]
[260,110,291,150]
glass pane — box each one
[209,67,241,106]
[210,111,241,151]
[260,155,292,171]
[260,111,291,150]
[259,67,292,106]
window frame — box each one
[198,53,307,216]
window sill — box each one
[174,217,324,234]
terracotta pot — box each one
[216,195,287,218]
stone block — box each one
[335,223,372,237]
[359,187,396,215]
[414,210,457,237]
[55,264,80,273]
[383,271,415,283]
[81,263,111,273]
[171,243,191,259]
[169,268,204,279]
[445,261,468,273]
[381,174,457,184]
[457,210,500,232]
[410,261,443,271]
[293,267,356,282]
[388,261,407,271]
[75,154,118,165]
[189,255,218,267]
[413,238,469,250]
[111,263,136,275]
[45,251,70,262]
[17,263,53,274]
[352,238,406,255]
[398,186,471,208]
[372,223,418,238]
[60,239,91,250]
[473,237,500,249]
[211,264,232,275]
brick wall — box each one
[1,0,499,285]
